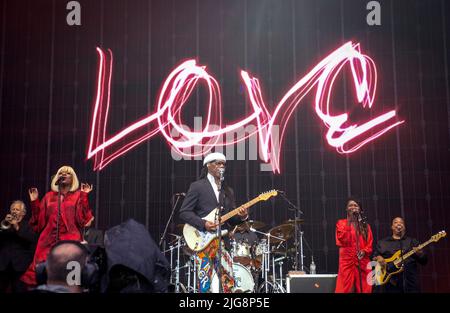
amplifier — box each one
[286,273,337,293]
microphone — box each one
[356,211,367,225]
[218,168,225,182]
[55,176,65,186]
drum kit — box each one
[164,218,306,293]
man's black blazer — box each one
[178,178,243,232]
[0,220,37,272]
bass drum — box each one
[211,263,255,293]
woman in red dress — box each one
[21,166,94,287]
[335,197,373,293]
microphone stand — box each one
[399,238,405,293]
[355,212,367,293]
[249,227,285,292]
[159,194,184,248]
[216,173,225,293]
[56,180,63,242]
[278,191,304,271]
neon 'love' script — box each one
[87,41,404,173]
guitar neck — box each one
[220,196,262,224]
[397,238,433,261]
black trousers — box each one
[0,263,27,293]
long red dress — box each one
[335,218,373,293]
[21,190,93,286]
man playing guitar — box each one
[178,152,248,293]
[373,217,428,293]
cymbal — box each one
[268,224,294,243]
[283,219,304,225]
[167,233,183,245]
[234,223,250,232]
[247,220,266,229]
[234,220,266,232]
[246,220,266,229]
[167,237,194,256]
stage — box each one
[0,0,449,295]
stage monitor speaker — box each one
[286,272,337,293]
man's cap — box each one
[203,152,226,165]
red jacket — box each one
[21,190,93,286]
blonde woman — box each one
[21,166,94,287]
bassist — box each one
[373,217,427,293]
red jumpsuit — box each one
[335,218,373,293]
[21,190,93,286]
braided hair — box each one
[200,164,233,200]
[347,196,368,241]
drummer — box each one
[230,221,259,246]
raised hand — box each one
[80,183,93,193]
[28,188,39,201]
[237,207,249,221]
[412,246,424,256]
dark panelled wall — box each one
[0,0,449,292]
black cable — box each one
[56,186,61,242]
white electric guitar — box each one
[183,190,278,252]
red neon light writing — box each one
[87,41,404,172]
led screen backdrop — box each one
[0,0,449,292]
